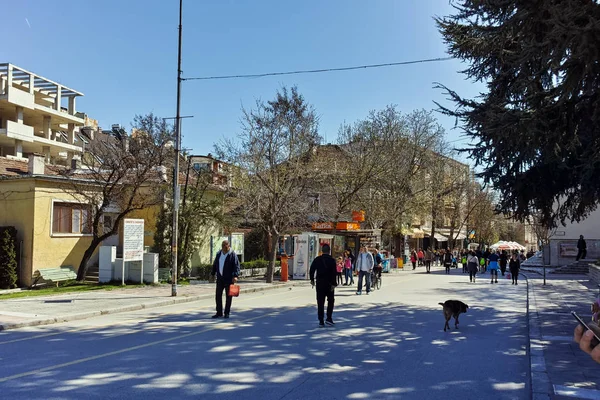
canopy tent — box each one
[489,241,526,251]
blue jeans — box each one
[357,270,371,293]
[344,268,353,284]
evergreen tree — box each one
[0,227,18,289]
[436,0,600,228]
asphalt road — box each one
[0,266,529,400]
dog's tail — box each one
[438,302,445,306]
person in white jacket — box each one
[355,246,374,295]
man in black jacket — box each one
[309,244,337,327]
[576,235,587,261]
[211,240,240,319]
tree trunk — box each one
[76,237,102,281]
[430,206,437,250]
[266,231,278,283]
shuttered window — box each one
[52,202,92,234]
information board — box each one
[123,219,145,262]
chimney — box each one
[71,158,81,170]
[28,153,45,175]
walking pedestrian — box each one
[443,249,452,274]
[576,235,587,261]
[509,252,521,285]
[417,248,424,267]
[488,250,500,284]
[410,250,417,270]
[467,251,478,283]
[336,256,344,286]
[425,248,433,273]
[461,252,468,273]
[210,240,240,319]
[343,250,353,286]
[499,250,508,277]
[346,248,356,285]
[309,244,337,327]
[355,246,374,295]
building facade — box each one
[0,63,91,165]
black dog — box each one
[439,300,469,332]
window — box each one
[52,202,92,234]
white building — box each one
[545,208,599,266]
[0,63,90,165]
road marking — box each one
[554,385,600,400]
[0,287,307,345]
[0,293,308,383]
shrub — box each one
[0,227,18,289]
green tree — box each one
[436,0,600,228]
[0,227,18,289]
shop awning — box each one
[433,233,447,241]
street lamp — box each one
[171,0,184,297]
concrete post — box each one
[14,140,23,158]
[42,146,51,163]
[29,74,35,94]
[67,151,74,164]
[6,64,13,88]
[43,116,51,139]
[15,106,24,124]
[55,85,61,111]
[68,123,75,144]
[68,96,76,115]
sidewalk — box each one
[524,271,600,400]
[0,279,308,331]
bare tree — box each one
[216,87,320,283]
[61,114,172,281]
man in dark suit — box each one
[211,240,240,319]
[309,244,338,327]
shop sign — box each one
[351,210,365,222]
[312,222,334,230]
[336,222,360,231]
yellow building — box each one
[0,154,226,286]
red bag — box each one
[228,284,240,297]
[506,273,511,279]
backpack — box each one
[375,254,383,265]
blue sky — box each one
[3,0,481,156]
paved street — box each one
[0,267,529,400]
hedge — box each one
[189,259,281,280]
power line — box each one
[183,56,454,81]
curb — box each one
[522,272,552,400]
[0,281,306,332]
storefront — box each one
[311,221,381,257]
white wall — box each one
[553,207,600,240]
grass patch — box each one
[0,281,149,300]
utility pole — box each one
[172,0,183,297]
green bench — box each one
[34,266,77,287]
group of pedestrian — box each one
[462,249,522,284]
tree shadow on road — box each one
[0,293,529,400]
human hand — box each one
[233,277,238,283]
[311,280,315,288]
[574,324,600,363]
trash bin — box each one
[280,254,289,282]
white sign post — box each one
[123,219,145,285]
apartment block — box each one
[0,63,91,165]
